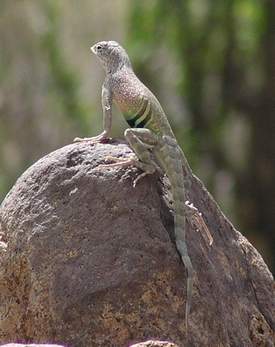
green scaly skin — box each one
[75,41,212,335]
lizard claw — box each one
[132,162,158,187]
[133,172,149,187]
[73,131,111,144]
[98,156,137,169]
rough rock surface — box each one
[0,141,274,347]
[0,344,64,347]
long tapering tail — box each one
[156,135,194,335]
[172,184,194,335]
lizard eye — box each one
[96,45,102,51]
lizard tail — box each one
[157,136,194,335]
[172,177,194,335]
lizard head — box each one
[91,40,132,73]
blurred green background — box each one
[0,0,274,272]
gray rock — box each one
[0,141,274,347]
[1,344,64,347]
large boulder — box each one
[0,344,64,347]
[0,141,274,347]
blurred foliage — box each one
[127,0,275,271]
[0,0,97,202]
[41,1,90,131]
[0,0,274,271]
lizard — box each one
[75,40,213,334]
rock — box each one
[0,140,274,347]
[0,344,64,347]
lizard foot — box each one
[98,156,137,168]
[74,131,111,144]
[133,162,157,187]
[185,201,213,246]
[98,155,158,188]
[133,171,150,187]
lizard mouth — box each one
[90,45,97,54]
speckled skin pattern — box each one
[91,40,197,335]
[110,68,174,135]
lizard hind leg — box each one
[124,128,162,186]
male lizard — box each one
[75,40,212,334]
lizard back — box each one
[109,67,174,137]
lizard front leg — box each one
[74,82,113,143]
